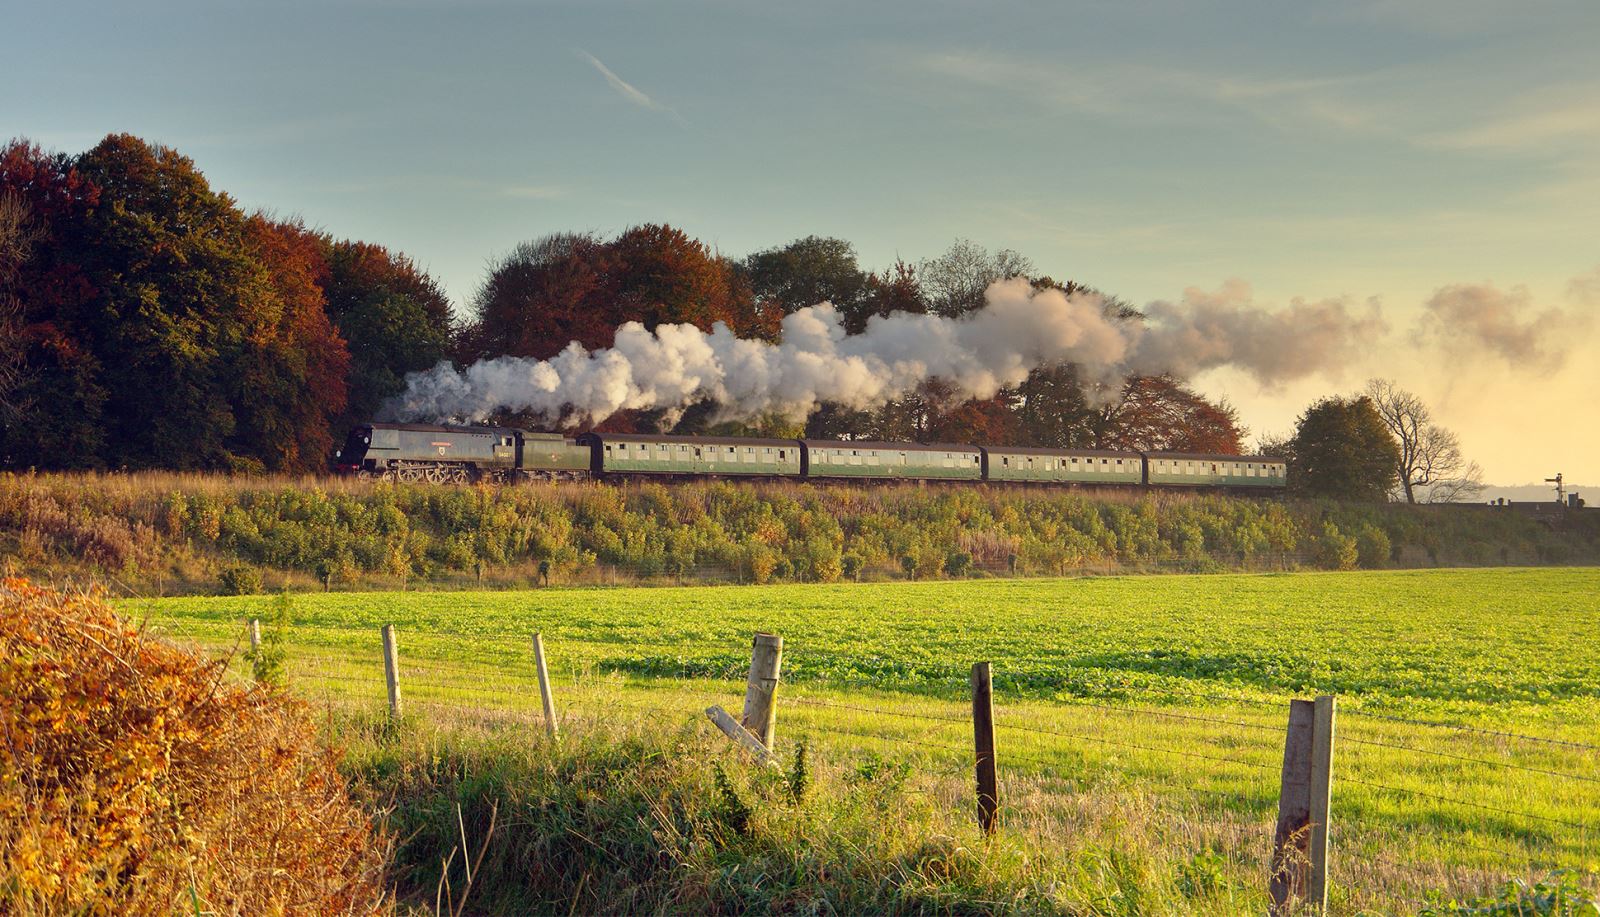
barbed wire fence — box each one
[146,614,1597,916]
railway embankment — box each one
[2,471,1595,594]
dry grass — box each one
[0,579,392,915]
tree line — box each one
[0,135,1246,474]
[0,134,1482,503]
[0,135,451,472]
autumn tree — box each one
[1288,395,1400,501]
[464,224,763,370]
[0,140,107,466]
[0,135,411,472]
[1097,375,1245,454]
[236,217,351,470]
[607,223,761,336]
[459,233,610,363]
[921,385,1020,445]
[1364,378,1485,504]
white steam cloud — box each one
[385,278,1386,427]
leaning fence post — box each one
[381,624,402,719]
[247,618,261,655]
[971,661,998,835]
[705,705,780,767]
[532,632,558,738]
[741,633,783,749]
[1270,695,1336,914]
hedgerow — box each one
[1,471,1596,592]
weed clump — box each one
[0,579,390,914]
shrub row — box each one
[1,472,1596,592]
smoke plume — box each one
[1413,281,1578,373]
[1132,280,1386,385]
[385,278,1387,427]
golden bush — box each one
[0,578,390,915]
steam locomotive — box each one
[333,422,1287,490]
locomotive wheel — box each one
[424,465,445,484]
[450,466,470,484]
[397,466,423,483]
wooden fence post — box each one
[1270,695,1336,914]
[247,618,261,655]
[532,632,558,738]
[705,705,780,767]
[381,624,402,719]
[1309,695,1337,909]
[741,633,783,749]
[971,661,998,835]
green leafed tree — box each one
[322,239,454,431]
[742,235,869,325]
[62,135,265,469]
[1287,395,1401,501]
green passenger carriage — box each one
[580,433,803,477]
[801,441,983,481]
[1144,452,1287,489]
[982,447,1143,485]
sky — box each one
[5,0,1597,486]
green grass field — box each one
[127,568,1599,915]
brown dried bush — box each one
[0,578,391,915]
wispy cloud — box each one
[576,49,685,125]
[501,184,565,200]
[1426,91,1600,154]
[908,49,1390,136]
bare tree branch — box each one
[1425,460,1486,504]
[918,239,1033,318]
[1364,378,1480,503]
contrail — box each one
[576,50,685,124]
